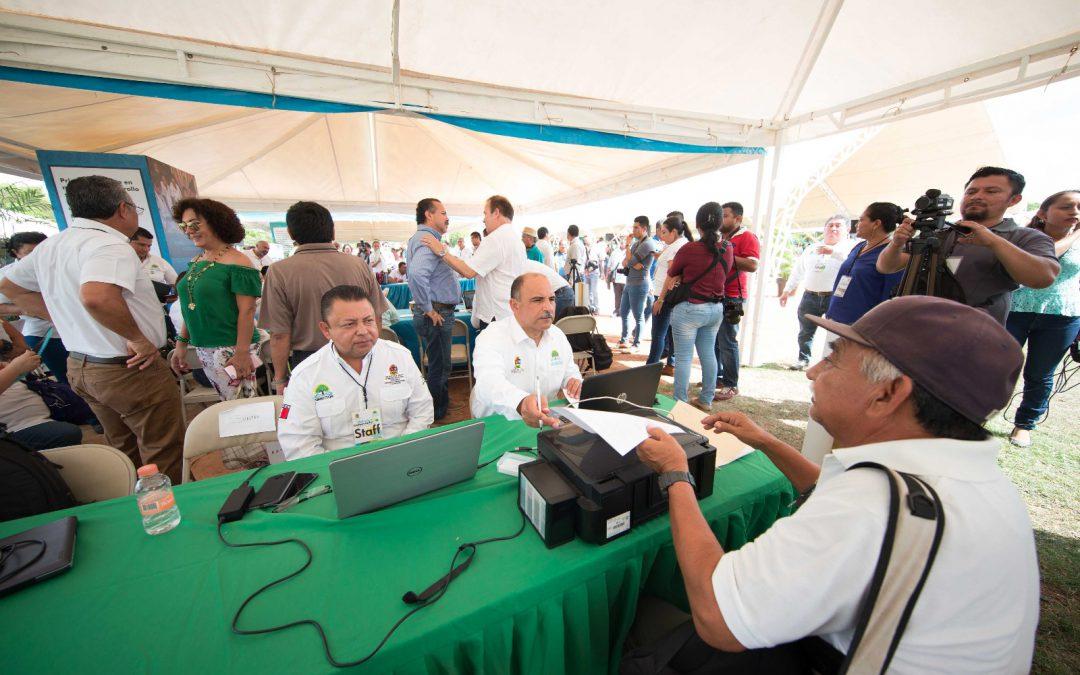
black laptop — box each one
[579,362,662,412]
[0,516,77,598]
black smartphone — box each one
[249,472,296,510]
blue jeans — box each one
[1005,311,1080,430]
[24,335,69,385]
[714,298,742,388]
[620,284,649,345]
[555,286,574,319]
[670,302,723,404]
[414,306,456,420]
[585,271,600,312]
[646,301,675,366]
[797,292,832,362]
[10,420,82,450]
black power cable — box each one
[1001,350,1080,427]
[218,508,526,668]
[0,539,46,585]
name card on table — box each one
[219,401,277,437]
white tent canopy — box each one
[0,78,753,215]
[0,0,1076,149]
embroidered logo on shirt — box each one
[279,403,291,420]
[512,356,523,373]
[313,384,334,401]
[385,363,405,385]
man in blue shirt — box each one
[407,197,461,420]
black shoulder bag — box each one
[661,242,730,313]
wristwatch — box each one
[436,246,447,258]
[657,471,696,498]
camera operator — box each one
[877,166,1059,324]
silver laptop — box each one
[329,421,485,519]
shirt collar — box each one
[820,436,1003,484]
[71,217,129,242]
[991,218,1018,233]
[417,225,443,240]
[294,243,338,253]
[507,316,550,348]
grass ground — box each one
[654,358,1077,673]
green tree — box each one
[0,183,54,220]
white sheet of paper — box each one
[667,401,756,467]
[550,407,684,456]
[218,401,277,438]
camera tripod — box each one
[896,229,966,302]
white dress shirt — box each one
[278,339,434,460]
[243,249,270,271]
[471,316,582,421]
[652,237,687,297]
[0,263,54,338]
[536,239,555,269]
[467,223,526,327]
[522,259,569,292]
[141,254,178,285]
[4,218,166,356]
[784,240,851,294]
[566,237,586,269]
[712,437,1038,674]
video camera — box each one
[907,189,970,244]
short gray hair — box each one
[66,175,129,219]
[859,348,902,383]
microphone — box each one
[402,545,476,604]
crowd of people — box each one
[0,165,1074,672]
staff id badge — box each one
[352,408,383,444]
[833,275,852,298]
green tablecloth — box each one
[0,400,793,674]
[383,278,476,310]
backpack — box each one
[24,374,97,426]
[0,435,77,522]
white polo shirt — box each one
[278,339,433,461]
[4,219,166,357]
[467,223,526,327]
[0,263,54,339]
[711,437,1038,674]
[141,254,178,285]
[471,316,582,421]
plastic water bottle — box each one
[135,464,181,535]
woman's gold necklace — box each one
[186,247,229,311]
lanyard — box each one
[334,347,375,408]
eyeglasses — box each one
[177,219,202,233]
[124,201,145,216]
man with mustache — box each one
[471,272,583,428]
[277,285,433,460]
[877,166,1059,324]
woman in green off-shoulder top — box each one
[169,198,266,401]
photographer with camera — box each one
[877,167,1059,325]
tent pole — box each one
[741,154,769,361]
[746,131,785,367]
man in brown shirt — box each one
[259,201,389,393]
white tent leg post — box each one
[746,132,786,367]
[741,154,769,363]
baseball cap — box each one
[522,227,537,238]
[807,296,1022,424]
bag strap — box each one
[681,241,730,291]
[839,462,945,675]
